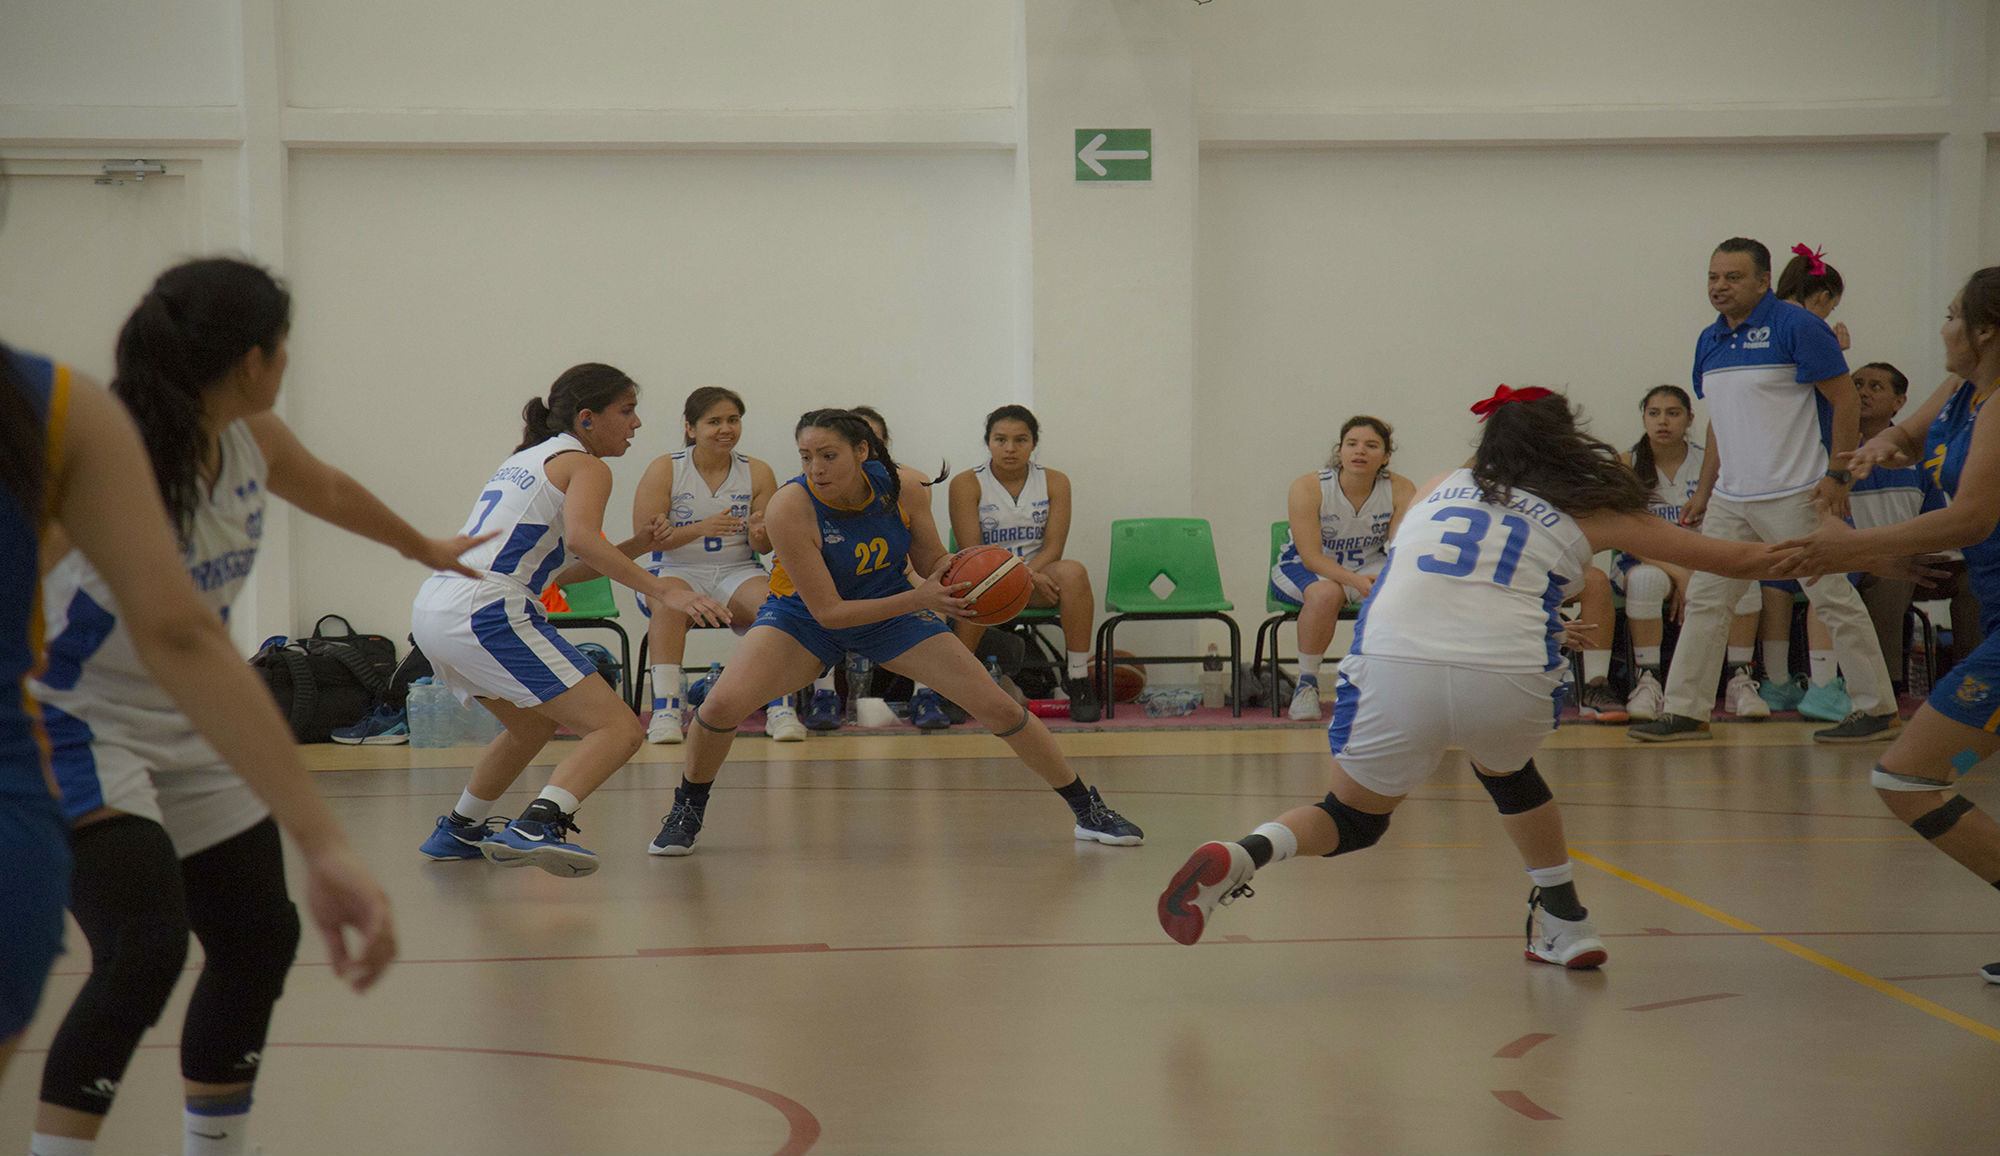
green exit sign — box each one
[1075,129,1151,181]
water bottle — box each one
[408,679,450,748]
[842,653,874,725]
[986,656,1004,682]
[686,662,723,708]
[1200,643,1227,708]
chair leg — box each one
[636,634,651,712]
[1225,615,1243,719]
[1095,618,1117,720]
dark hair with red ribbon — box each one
[1471,388,1651,517]
[1776,243,1843,305]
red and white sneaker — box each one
[1158,841,1256,945]
[1524,888,1607,969]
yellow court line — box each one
[1569,849,2000,1045]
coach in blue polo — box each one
[1630,236,1897,743]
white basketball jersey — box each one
[34,419,267,744]
[1645,441,1704,525]
[444,432,587,595]
[653,449,756,568]
[1278,469,1394,573]
[974,462,1050,560]
[1354,469,1592,673]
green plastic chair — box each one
[543,576,635,709]
[1093,518,1240,718]
[1252,520,1362,717]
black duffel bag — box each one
[308,614,396,681]
[252,636,392,743]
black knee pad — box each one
[1314,792,1390,856]
[180,820,302,1084]
[1475,759,1554,815]
[1911,794,1976,841]
[41,815,191,1112]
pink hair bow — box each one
[1470,384,1554,421]
[1791,242,1827,277]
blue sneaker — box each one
[419,814,506,861]
[908,688,952,731]
[481,814,598,877]
[1758,674,1807,713]
[802,688,843,731]
[332,702,410,745]
[1797,676,1852,723]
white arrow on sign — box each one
[1077,132,1150,177]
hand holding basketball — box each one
[913,561,975,618]
[942,545,1035,625]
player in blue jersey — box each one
[1160,386,1797,964]
[1778,266,2000,984]
[651,408,1141,855]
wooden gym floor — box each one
[5,723,2000,1154]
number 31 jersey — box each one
[1352,468,1592,674]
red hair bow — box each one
[1791,242,1827,277]
[1470,384,1554,421]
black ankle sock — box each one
[1239,833,1274,868]
[679,777,714,803]
[519,798,565,824]
[447,810,479,827]
[1537,881,1586,921]
[1055,778,1091,809]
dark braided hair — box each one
[1474,392,1651,517]
[112,258,291,543]
[1628,385,1693,489]
[795,408,944,512]
[519,363,637,452]
[0,340,46,529]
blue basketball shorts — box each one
[753,595,952,669]
[1928,633,2000,732]
[1,789,71,1038]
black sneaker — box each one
[1576,678,1629,724]
[1065,677,1101,723]
[1812,711,1901,744]
[1072,786,1143,846]
[648,794,707,857]
[1627,714,1711,742]
[1980,961,2000,984]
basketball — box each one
[943,545,1033,625]
[1090,648,1147,702]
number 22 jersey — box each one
[1352,468,1592,674]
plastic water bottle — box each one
[407,679,451,748]
[986,655,1004,682]
[842,654,874,725]
[1200,643,1227,709]
[686,662,723,708]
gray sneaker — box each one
[1627,713,1711,742]
[1811,711,1900,744]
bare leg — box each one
[479,677,642,803]
[1265,759,1403,856]
[643,574,697,665]
[1293,577,1346,665]
[684,625,827,785]
[881,634,1084,788]
[1877,705,2000,881]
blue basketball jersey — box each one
[2,350,66,797]
[767,460,913,603]
[1924,381,2000,631]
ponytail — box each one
[0,341,45,528]
[111,258,290,542]
[518,362,637,452]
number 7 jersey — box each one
[1352,468,1592,673]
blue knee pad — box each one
[1313,792,1390,856]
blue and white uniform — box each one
[637,448,766,614]
[1271,470,1394,604]
[1327,469,1591,796]
[1612,440,1704,588]
[34,418,273,857]
[1693,291,1850,502]
[411,433,598,707]
[755,461,952,668]
[1917,382,2000,731]
[2,347,72,1040]
[973,462,1051,560]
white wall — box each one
[285,150,1015,657]
[0,0,239,108]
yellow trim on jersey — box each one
[21,364,70,791]
[765,479,913,599]
[1983,703,2000,734]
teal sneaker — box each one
[1797,677,1852,722]
[1758,674,1807,713]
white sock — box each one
[1764,640,1790,680]
[1251,821,1297,865]
[1634,645,1662,669]
[1809,650,1837,685]
[1298,653,1324,681]
[1526,861,1574,889]
[1726,645,1755,669]
[650,663,682,707]
[536,784,580,815]
[1583,649,1610,684]
[29,1134,96,1156]
[452,789,496,824]
[768,694,794,713]
[1066,650,1089,680]
[184,1106,250,1156]
[814,668,836,692]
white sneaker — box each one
[1625,669,1664,721]
[1287,680,1323,721]
[1158,841,1256,945]
[766,704,807,742]
[1723,665,1771,719]
[646,700,684,745]
[1524,892,1607,969]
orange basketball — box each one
[1090,649,1147,702]
[943,545,1034,626]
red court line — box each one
[1493,1033,1556,1059]
[1625,993,1741,1013]
[642,943,833,957]
[1491,1090,1560,1120]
